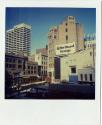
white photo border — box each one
[0,0,101,125]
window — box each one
[71,67,76,73]
[54,35,56,39]
[9,64,12,68]
[13,59,15,63]
[31,66,33,69]
[66,35,68,40]
[18,65,22,69]
[65,23,67,26]
[90,74,92,81]
[65,28,68,32]
[90,52,92,56]
[85,74,87,81]
[34,66,36,70]
[12,64,15,68]
[18,60,22,63]
[69,16,74,20]
[80,74,83,81]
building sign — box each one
[55,43,76,56]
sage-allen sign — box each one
[55,43,76,55]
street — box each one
[6,82,95,99]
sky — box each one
[6,8,96,54]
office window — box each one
[12,64,16,68]
[80,74,83,81]
[9,64,12,68]
[54,35,56,39]
[66,35,68,40]
[90,74,92,81]
[85,74,87,81]
[71,67,76,73]
[65,28,68,32]
[18,65,22,69]
[48,72,51,77]
[34,66,36,70]
[90,52,92,56]
[18,60,22,63]
[28,66,30,69]
[31,66,33,69]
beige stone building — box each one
[34,47,48,79]
[48,16,84,82]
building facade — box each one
[23,61,38,83]
[32,47,48,80]
[5,53,39,84]
[6,23,31,56]
[5,53,28,76]
[78,67,95,83]
[48,16,84,82]
[60,47,95,83]
[85,40,96,48]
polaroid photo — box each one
[0,0,101,125]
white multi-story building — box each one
[6,23,31,56]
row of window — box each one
[28,66,37,70]
[27,70,37,74]
[6,64,16,68]
[42,56,47,60]
[49,63,53,68]
[80,74,93,81]
[6,58,24,63]
[48,35,57,39]
[6,64,23,69]
[6,34,30,37]
[42,61,47,65]
[86,44,96,48]
[41,71,47,75]
[49,57,53,61]
[49,35,68,41]
[6,36,30,39]
[41,66,47,70]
